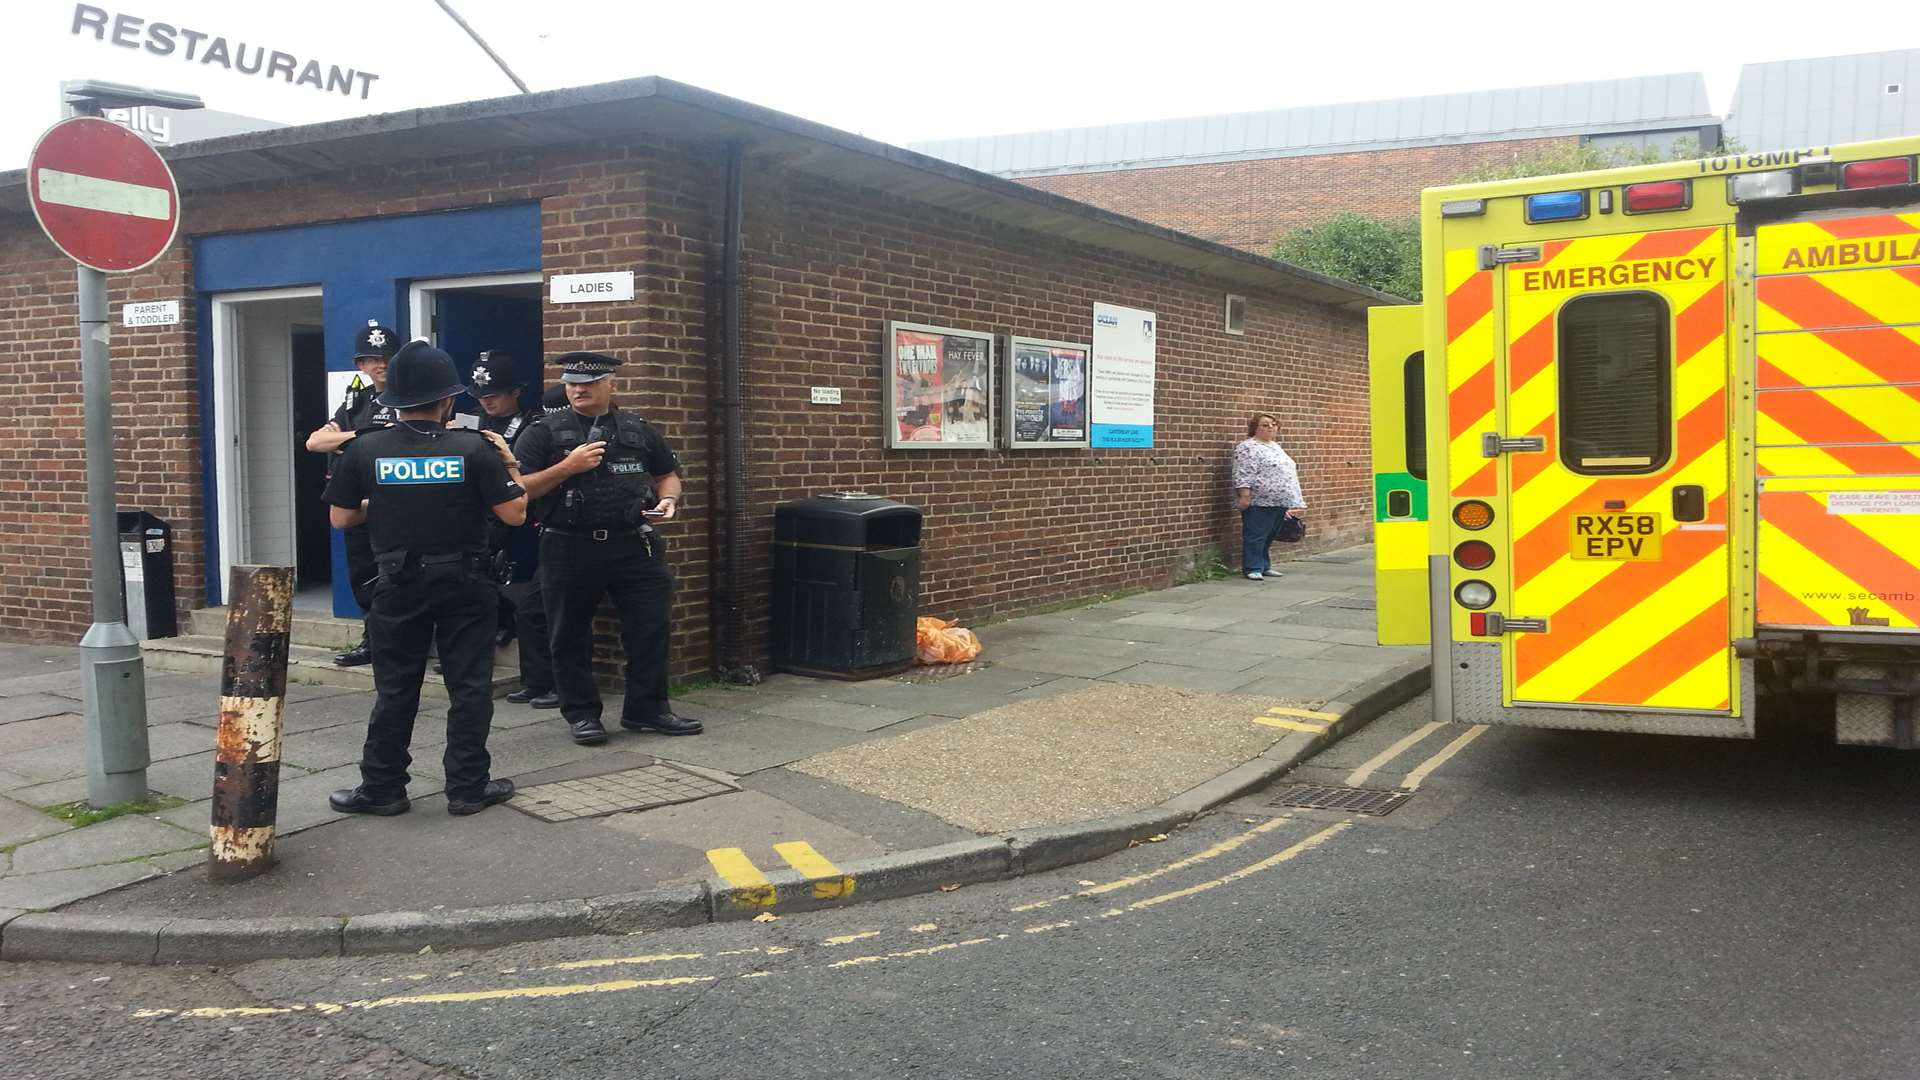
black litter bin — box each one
[117,511,177,640]
[771,492,922,679]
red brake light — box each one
[1469,612,1488,636]
[1453,540,1496,570]
[1625,180,1689,213]
[1840,158,1914,189]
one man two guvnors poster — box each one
[885,322,992,450]
[1005,336,1090,449]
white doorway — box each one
[210,287,325,598]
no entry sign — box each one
[28,117,180,273]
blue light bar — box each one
[1525,190,1588,223]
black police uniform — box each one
[327,320,401,665]
[322,343,523,813]
[514,354,697,742]
[470,353,554,702]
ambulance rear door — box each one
[1495,226,1737,713]
[1369,304,1430,645]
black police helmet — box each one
[468,351,519,398]
[377,341,468,409]
[353,320,400,360]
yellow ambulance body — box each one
[1373,138,1920,746]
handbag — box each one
[1276,511,1306,544]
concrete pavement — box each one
[0,545,1427,962]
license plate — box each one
[1569,512,1663,560]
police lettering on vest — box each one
[376,456,466,484]
[532,409,667,529]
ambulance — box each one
[1371,137,1920,747]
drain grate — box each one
[512,763,737,822]
[1269,783,1411,817]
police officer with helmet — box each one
[469,351,559,709]
[322,340,528,817]
[514,352,701,746]
[305,319,402,667]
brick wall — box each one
[0,131,1370,683]
[1017,136,1575,252]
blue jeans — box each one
[1241,505,1285,574]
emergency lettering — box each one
[1779,238,1920,270]
[375,456,465,485]
[1520,256,1716,292]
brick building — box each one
[911,75,1723,253]
[0,78,1389,682]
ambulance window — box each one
[1557,294,1671,475]
[1403,352,1426,480]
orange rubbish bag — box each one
[915,617,981,665]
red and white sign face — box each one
[27,117,181,273]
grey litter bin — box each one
[770,492,922,679]
[117,511,177,639]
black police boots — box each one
[568,716,610,746]
[328,787,410,816]
[506,687,560,708]
[621,711,704,736]
[333,634,372,667]
[447,778,515,816]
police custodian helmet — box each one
[468,351,516,398]
[353,319,400,360]
[378,341,469,409]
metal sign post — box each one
[31,98,190,806]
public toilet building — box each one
[0,78,1388,681]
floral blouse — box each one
[1231,438,1305,508]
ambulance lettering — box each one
[375,456,465,484]
[1520,256,1716,292]
[1779,238,1920,270]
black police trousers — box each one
[345,524,377,613]
[540,528,671,726]
[501,576,554,694]
[360,558,498,802]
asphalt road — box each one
[7,694,1919,1080]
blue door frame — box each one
[194,203,541,615]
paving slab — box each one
[0,694,83,725]
[144,722,220,761]
[0,861,156,910]
[747,696,921,732]
[992,649,1143,679]
[1066,622,1219,647]
[281,723,381,771]
[7,814,203,874]
[4,776,90,808]
[0,769,35,791]
[1206,635,1341,660]
[1135,647,1267,673]
[1227,621,1382,646]
[1230,674,1362,703]
[1112,611,1245,631]
[631,713,868,775]
[790,682,1283,833]
[0,794,70,848]
[0,712,85,756]
[1103,662,1272,694]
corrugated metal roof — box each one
[911,74,1716,176]
[1726,49,1920,151]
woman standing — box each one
[1231,413,1306,581]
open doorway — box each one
[210,288,335,610]
[409,273,546,416]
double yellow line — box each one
[707,841,854,904]
[1345,722,1487,790]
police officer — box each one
[322,340,528,817]
[469,351,559,709]
[305,319,402,667]
[514,352,701,745]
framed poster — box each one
[1003,335,1091,450]
[884,321,994,450]
[1090,302,1157,447]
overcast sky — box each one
[4,0,1911,169]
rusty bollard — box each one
[209,565,294,883]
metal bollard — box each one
[209,565,294,883]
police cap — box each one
[468,351,519,398]
[353,319,400,360]
[555,351,622,384]
[378,340,468,409]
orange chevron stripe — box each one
[1454,458,1497,498]
[1618,226,1718,263]
[1575,598,1727,706]
[1759,273,1889,331]
[1514,524,1726,684]
[1756,362,1915,444]
[1536,239,1573,265]
[1510,391,1726,586]
[1757,573,1829,626]
[1447,271,1492,342]
[1449,362,1495,435]
[1762,494,1920,624]
[1507,312,1555,390]
[1508,420,1557,491]
[1816,214,1920,239]
[1674,281,1725,362]
[1758,327,1920,387]
[1901,265,1920,290]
